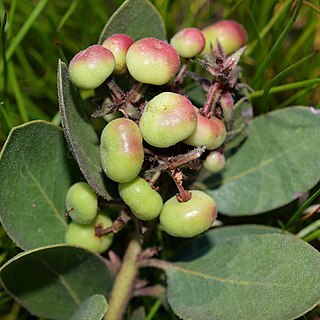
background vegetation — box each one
[0,0,319,319]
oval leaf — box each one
[0,121,73,249]
[71,294,108,320]
[196,107,320,215]
[0,245,113,320]
[57,59,115,200]
[166,233,320,320]
[98,0,166,43]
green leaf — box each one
[57,59,115,200]
[174,224,285,262]
[166,233,320,320]
[98,0,166,43]
[0,121,73,250]
[224,96,253,151]
[131,307,146,320]
[196,107,320,216]
[70,294,108,320]
[0,245,113,320]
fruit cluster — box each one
[66,20,247,251]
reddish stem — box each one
[173,58,190,87]
[201,82,220,117]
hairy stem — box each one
[201,82,220,117]
[104,237,142,320]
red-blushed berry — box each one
[183,110,226,150]
[66,182,97,224]
[126,37,180,85]
[102,34,134,75]
[202,20,247,55]
[170,27,206,58]
[139,92,197,148]
[100,118,144,183]
[68,44,115,89]
[118,177,163,221]
[160,190,217,238]
[204,151,225,173]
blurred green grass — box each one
[0,0,319,319]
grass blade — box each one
[261,51,318,111]
[249,78,320,98]
[251,0,303,87]
[5,0,49,61]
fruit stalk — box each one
[104,237,142,320]
[201,82,220,117]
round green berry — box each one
[183,112,226,150]
[118,177,163,221]
[65,214,113,253]
[170,27,205,58]
[160,190,217,238]
[66,182,97,224]
[100,118,144,183]
[126,37,180,85]
[102,34,134,75]
[103,111,123,122]
[202,20,248,55]
[69,45,115,89]
[139,92,197,148]
[203,151,225,173]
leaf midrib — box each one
[24,160,67,227]
[169,264,296,288]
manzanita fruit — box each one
[202,20,248,55]
[68,44,115,89]
[126,37,180,85]
[170,27,206,58]
[100,118,144,183]
[65,213,113,253]
[183,111,227,150]
[160,190,217,238]
[118,177,163,221]
[139,92,197,147]
[102,33,134,75]
[66,182,98,224]
[203,151,225,173]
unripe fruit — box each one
[100,118,144,183]
[160,190,217,238]
[170,27,206,58]
[102,34,134,75]
[65,214,113,253]
[220,92,234,123]
[203,151,225,173]
[139,92,197,148]
[66,182,97,224]
[118,177,163,221]
[202,20,248,55]
[103,111,123,122]
[126,37,180,85]
[69,45,115,89]
[183,112,226,150]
